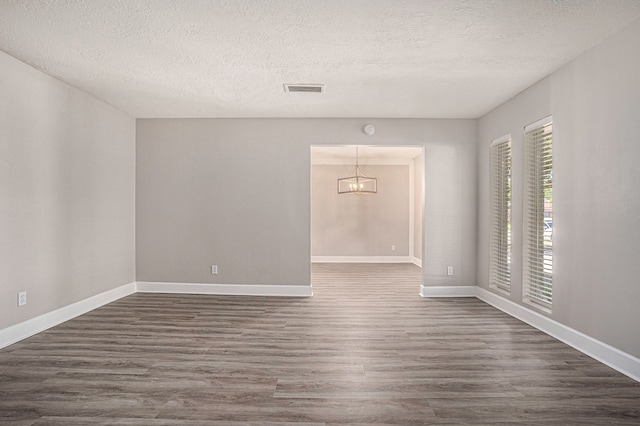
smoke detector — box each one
[363,124,375,135]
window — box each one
[523,116,553,310]
[490,135,512,293]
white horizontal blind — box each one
[490,136,511,292]
[523,117,553,309]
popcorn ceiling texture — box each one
[1,0,639,118]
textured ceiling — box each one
[1,0,640,118]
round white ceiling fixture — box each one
[363,124,375,136]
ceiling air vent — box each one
[284,84,324,93]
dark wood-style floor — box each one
[1,263,639,425]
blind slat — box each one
[490,137,512,292]
[523,118,553,309]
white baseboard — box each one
[419,285,476,297]
[3,279,637,383]
[0,280,310,349]
[136,281,313,297]
[475,287,640,382]
[311,256,413,263]
[0,282,136,350]
[411,257,422,267]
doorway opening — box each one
[310,145,425,294]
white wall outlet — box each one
[447,266,453,276]
[391,245,396,251]
[211,265,218,275]
[18,291,27,307]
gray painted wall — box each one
[2,13,638,365]
[477,18,640,357]
[0,51,136,330]
[136,118,476,288]
[311,164,410,256]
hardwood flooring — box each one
[1,263,639,425]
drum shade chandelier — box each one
[337,147,377,194]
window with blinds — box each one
[490,135,512,293]
[523,116,553,310]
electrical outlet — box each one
[18,291,27,307]
[391,245,396,251]
[211,265,218,275]
[447,266,453,276]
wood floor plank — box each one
[1,263,639,424]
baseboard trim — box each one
[3,279,637,383]
[411,257,422,267]
[475,287,640,382]
[136,281,313,297]
[0,282,136,350]
[419,285,477,297]
[311,256,413,263]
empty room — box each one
[1,1,640,424]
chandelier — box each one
[337,147,377,194]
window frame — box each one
[522,116,553,311]
[489,134,512,294]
